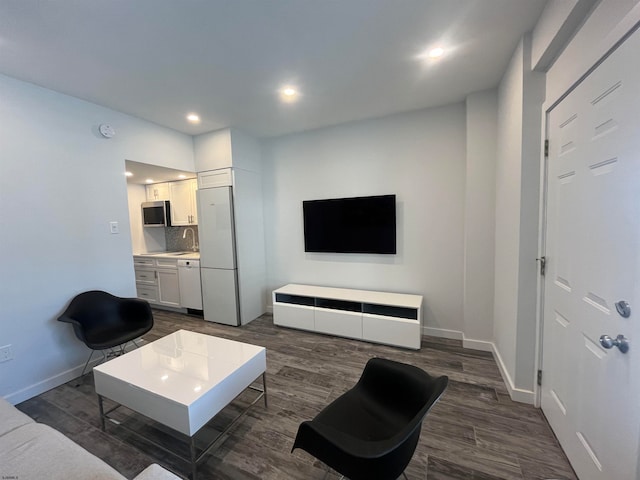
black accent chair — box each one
[57,290,154,378]
[292,357,448,480]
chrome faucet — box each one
[182,227,198,251]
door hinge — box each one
[544,139,549,158]
[537,370,542,386]
[537,256,546,276]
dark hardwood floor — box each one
[17,310,576,480]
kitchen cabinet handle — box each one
[154,271,158,279]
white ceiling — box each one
[0,0,547,138]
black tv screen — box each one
[303,195,396,254]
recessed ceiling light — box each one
[416,46,447,62]
[178,174,187,179]
[279,85,300,103]
[125,171,133,177]
[186,113,201,124]
[145,178,154,184]
[428,47,445,58]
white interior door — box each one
[541,28,640,480]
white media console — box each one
[272,284,422,350]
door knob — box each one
[599,334,630,354]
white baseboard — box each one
[4,342,145,405]
[422,327,463,340]
[491,343,536,405]
[265,305,273,314]
[5,359,100,405]
[462,337,494,352]
[421,328,535,404]
[422,328,495,353]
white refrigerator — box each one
[197,186,240,326]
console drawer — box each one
[315,308,362,340]
[363,314,420,350]
[273,303,315,331]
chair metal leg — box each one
[79,350,96,378]
[76,343,142,387]
[74,350,96,387]
[76,348,113,386]
[402,472,409,480]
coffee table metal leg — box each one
[262,372,268,408]
[97,372,266,479]
[190,437,198,480]
[98,395,106,431]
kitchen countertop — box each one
[134,251,200,260]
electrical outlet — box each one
[0,344,13,363]
[109,221,119,234]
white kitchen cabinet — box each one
[169,179,198,226]
[197,168,232,189]
[134,267,156,285]
[146,183,169,201]
[133,256,181,308]
[136,284,159,304]
[157,268,181,307]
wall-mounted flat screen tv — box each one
[303,194,396,254]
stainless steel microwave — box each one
[142,201,171,227]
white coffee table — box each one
[93,329,267,479]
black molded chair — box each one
[292,357,448,480]
[57,290,154,378]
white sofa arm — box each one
[133,463,183,480]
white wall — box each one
[463,90,497,344]
[516,36,546,392]
[493,35,545,400]
[262,104,467,335]
[0,74,194,403]
[494,40,524,386]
